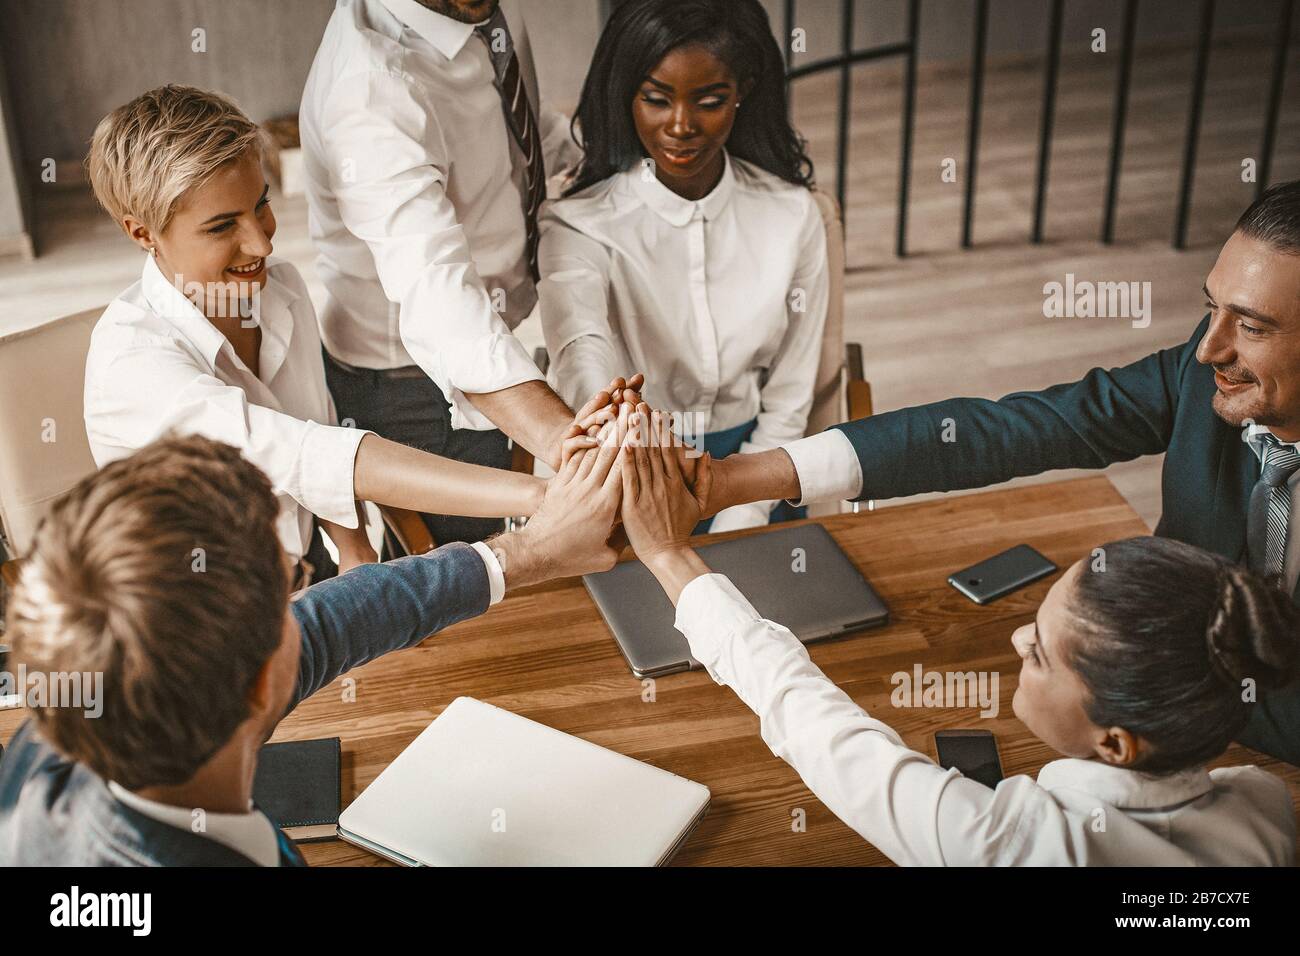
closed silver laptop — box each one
[584,523,890,678]
[337,697,710,866]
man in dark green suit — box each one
[701,180,1300,765]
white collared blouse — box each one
[538,152,829,531]
[674,572,1296,866]
[84,255,369,559]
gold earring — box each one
[150,247,158,258]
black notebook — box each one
[254,737,341,843]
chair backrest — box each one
[806,189,847,437]
[0,308,101,557]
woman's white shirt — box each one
[674,572,1297,866]
[538,152,829,531]
[84,255,370,559]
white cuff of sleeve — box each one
[673,572,763,662]
[781,430,864,506]
[470,541,507,605]
[297,421,372,526]
[708,500,775,534]
[442,333,546,432]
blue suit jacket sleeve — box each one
[831,317,1208,501]
[288,542,491,708]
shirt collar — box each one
[139,253,298,375]
[1035,757,1215,810]
[379,0,483,60]
[629,150,735,227]
[140,253,227,367]
[1244,421,1300,461]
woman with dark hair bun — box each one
[1063,536,1300,775]
[616,432,1300,864]
[539,0,826,533]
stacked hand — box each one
[494,377,644,586]
[618,406,710,562]
[495,373,800,599]
[508,376,714,584]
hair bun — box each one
[1205,566,1300,689]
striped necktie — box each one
[476,8,546,281]
[1247,433,1300,580]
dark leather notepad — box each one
[254,737,341,843]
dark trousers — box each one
[303,518,339,583]
[322,349,510,549]
[1238,685,1300,766]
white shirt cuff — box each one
[297,421,372,527]
[470,541,506,605]
[708,500,775,534]
[781,430,864,506]
[440,333,546,432]
[673,572,763,667]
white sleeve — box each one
[725,196,830,522]
[469,541,507,605]
[539,107,583,182]
[317,72,543,431]
[538,213,624,411]
[740,195,830,459]
[781,430,864,505]
[546,335,624,415]
[707,500,775,533]
[674,573,1046,866]
[86,345,368,529]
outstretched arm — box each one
[705,317,1206,513]
[291,420,630,706]
[616,413,1020,867]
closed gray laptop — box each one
[337,697,710,866]
[584,523,889,678]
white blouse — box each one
[676,572,1297,866]
[84,255,369,559]
[538,152,829,531]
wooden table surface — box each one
[3,476,1297,865]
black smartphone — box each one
[934,729,1003,789]
[947,544,1057,605]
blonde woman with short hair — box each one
[84,85,619,581]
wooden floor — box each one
[2,30,1297,528]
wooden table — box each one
[3,477,1297,864]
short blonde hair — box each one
[86,84,264,234]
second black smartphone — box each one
[935,729,1004,789]
[947,544,1057,605]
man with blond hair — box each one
[0,433,623,865]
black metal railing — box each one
[777,0,1295,256]
[1259,0,1295,200]
[782,0,919,256]
[1031,0,1064,244]
[600,0,1294,256]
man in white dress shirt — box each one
[300,0,588,545]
